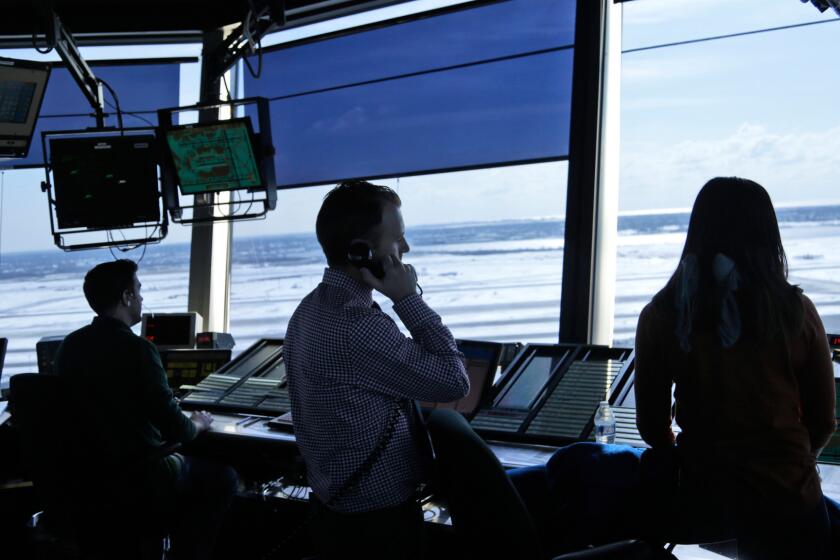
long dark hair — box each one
[653,177,803,346]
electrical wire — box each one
[97,78,124,134]
[104,102,156,128]
[32,29,53,54]
[221,72,232,100]
[243,2,264,79]
[243,38,263,79]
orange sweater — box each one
[634,294,836,513]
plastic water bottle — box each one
[593,401,616,444]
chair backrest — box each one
[9,373,83,514]
[426,408,542,559]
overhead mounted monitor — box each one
[0,57,50,158]
[163,118,263,195]
[49,133,160,230]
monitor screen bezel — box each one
[419,339,503,420]
[163,117,264,196]
[48,132,161,230]
[0,57,51,159]
[141,312,202,350]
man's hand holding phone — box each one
[360,254,418,302]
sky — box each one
[0,0,838,254]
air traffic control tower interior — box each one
[1,1,840,559]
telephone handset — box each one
[347,241,385,279]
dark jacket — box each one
[55,315,197,494]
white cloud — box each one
[620,122,840,211]
[311,106,369,133]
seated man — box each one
[286,180,470,559]
[55,259,237,559]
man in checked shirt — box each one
[285,180,469,559]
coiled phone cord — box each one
[261,400,404,560]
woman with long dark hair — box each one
[634,177,837,558]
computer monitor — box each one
[36,335,65,374]
[159,348,231,389]
[50,134,160,230]
[420,340,502,419]
[163,118,262,195]
[0,57,50,158]
[141,313,202,350]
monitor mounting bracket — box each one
[204,0,286,83]
[40,6,107,128]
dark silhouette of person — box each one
[285,181,469,559]
[55,259,238,559]
[635,177,836,559]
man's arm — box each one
[634,304,676,448]
[138,341,200,443]
[348,295,469,402]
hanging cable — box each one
[103,99,155,128]
[32,28,53,54]
[97,78,124,133]
[243,1,264,79]
[221,72,232,100]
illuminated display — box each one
[165,118,262,194]
[51,135,160,230]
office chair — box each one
[425,409,666,560]
[9,373,179,559]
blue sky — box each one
[0,0,838,254]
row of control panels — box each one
[179,337,636,447]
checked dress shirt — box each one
[285,268,469,513]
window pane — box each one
[245,0,575,186]
[229,162,567,353]
[615,1,840,346]
[250,0,575,96]
[255,50,572,187]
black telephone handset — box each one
[347,241,385,279]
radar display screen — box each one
[165,118,262,194]
[0,80,36,124]
[50,134,160,230]
[0,57,50,158]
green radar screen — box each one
[166,119,262,194]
